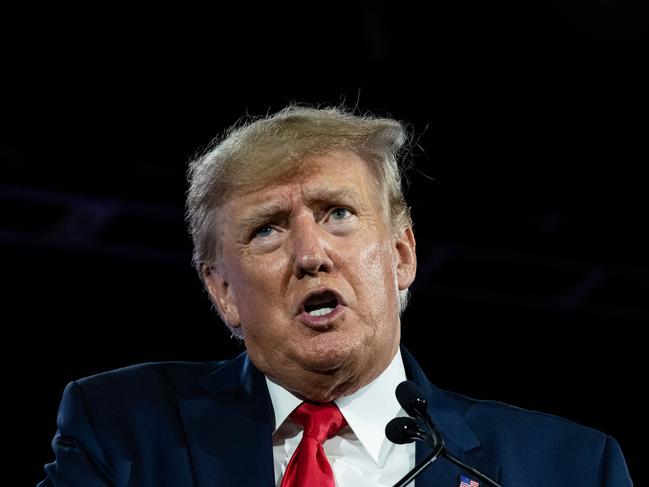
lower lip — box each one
[297,304,345,330]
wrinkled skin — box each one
[203,150,416,402]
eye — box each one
[252,225,274,239]
[330,207,352,220]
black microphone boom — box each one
[385,417,428,445]
[395,381,438,436]
[386,417,444,487]
[388,381,503,487]
[395,381,445,449]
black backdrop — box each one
[2,2,645,484]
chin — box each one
[296,336,360,373]
[291,348,371,401]
[294,377,361,403]
[298,388,338,403]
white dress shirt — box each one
[266,349,416,486]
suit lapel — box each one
[178,352,275,487]
[176,347,500,487]
[403,347,501,486]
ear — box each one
[202,263,241,330]
[394,226,417,290]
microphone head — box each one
[385,417,424,445]
[395,380,428,417]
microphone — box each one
[395,381,443,446]
[385,416,444,487]
[386,380,503,487]
[385,416,435,446]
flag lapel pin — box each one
[458,474,480,487]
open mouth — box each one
[303,290,339,317]
[297,288,347,326]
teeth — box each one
[308,307,334,317]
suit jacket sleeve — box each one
[37,381,115,487]
[599,435,633,486]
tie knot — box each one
[290,402,347,443]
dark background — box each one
[2,1,645,484]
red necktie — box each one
[280,402,347,487]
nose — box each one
[291,213,334,279]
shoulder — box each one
[75,360,227,394]
[404,350,617,463]
[439,388,633,484]
[48,357,249,477]
[54,358,243,453]
[404,347,610,451]
[61,359,235,423]
[405,344,632,484]
[445,388,605,442]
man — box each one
[39,106,632,486]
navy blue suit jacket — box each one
[38,347,632,486]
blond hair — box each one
[185,105,414,313]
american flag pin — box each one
[458,474,480,487]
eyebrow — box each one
[305,187,363,208]
[239,200,292,232]
[238,187,364,231]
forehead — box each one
[224,151,383,214]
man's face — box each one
[204,151,416,401]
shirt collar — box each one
[265,348,407,467]
[266,374,303,434]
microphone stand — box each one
[393,443,444,487]
[389,381,503,487]
[391,430,502,487]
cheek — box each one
[229,255,289,320]
[347,241,399,311]
[230,251,287,292]
[358,240,396,280]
